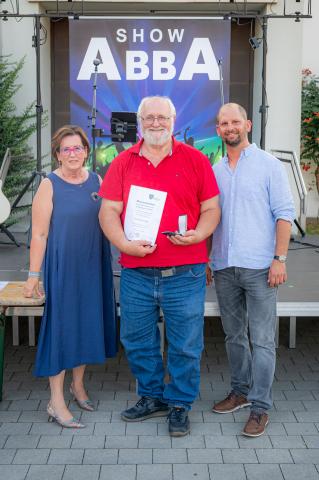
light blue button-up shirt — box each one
[212,143,295,270]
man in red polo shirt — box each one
[99,96,220,436]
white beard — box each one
[142,127,172,146]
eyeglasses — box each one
[59,146,85,156]
[139,115,172,126]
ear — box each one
[246,120,252,133]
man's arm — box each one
[169,196,221,246]
[99,199,156,257]
[268,219,291,287]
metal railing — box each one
[272,149,307,231]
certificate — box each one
[124,185,167,245]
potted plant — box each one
[301,68,319,194]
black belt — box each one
[133,264,192,278]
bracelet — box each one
[28,271,41,278]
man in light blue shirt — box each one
[211,103,295,437]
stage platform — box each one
[1,232,319,348]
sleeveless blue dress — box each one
[34,171,118,377]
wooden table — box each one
[0,282,44,401]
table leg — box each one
[0,311,6,402]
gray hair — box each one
[137,96,176,118]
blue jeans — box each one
[214,267,277,413]
[120,263,206,410]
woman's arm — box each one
[24,178,53,297]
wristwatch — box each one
[274,255,287,263]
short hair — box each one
[51,125,90,164]
[216,103,248,123]
[137,96,176,118]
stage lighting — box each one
[249,36,262,50]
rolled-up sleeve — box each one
[269,160,295,224]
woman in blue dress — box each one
[24,125,117,428]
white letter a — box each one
[77,38,121,80]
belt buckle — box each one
[161,268,174,277]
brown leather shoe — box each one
[212,392,251,414]
[242,412,269,437]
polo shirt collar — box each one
[131,136,179,157]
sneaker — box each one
[212,392,251,414]
[242,411,269,437]
[121,397,169,422]
[168,407,190,437]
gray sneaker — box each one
[121,397,169,422]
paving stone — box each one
[0,449,16,464]
[255,448,293,463]
[238,435,272,448]
[38,435,72,448]
[203,411,234,422]
[244,464,284,479]
[94,422,125,436]
[60,423,94,436]
[79,411,111,423]
[105,435,138,448]
[153,448,186,464]
[97,401,127,411]
[270,435,306,448]
[0,465,29,480]
[8,400,40,411]
[204,435,238,448]
[281,464,319,480]
[295,412,319,422]
[222,449,258,463]
[187,448,222,463]
[302,436,319,448]
[266,423,288,435]
[71,435,105,448]
[283,391,315,400]
[171,435,205,448]
[173,463,209,480]
[13,448,50,464]
[100,465,136,480]
[62,465,100,480]
[290,449,319,463]
[137,464,172,480]
[0,434,8,448]
[29,423,62,435]
[26,465,65,480]
[3,390,31,400]
[83,448,118,464]
[0,423,32,435]
[4,435,40,449]
[18,411,50,423]
[284,422,318,435]
[209,464,246,480]
[274,401,306,411]
[0,411,20,422]
[118,448,152,464]
[48,449,84,464]
[190,422,221,435]
[126,422,157,436]
[138,436,171,449]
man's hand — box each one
[268,260,287,287]
[123,240,157,257]
[206,264,213,286]
[168,229,204,246]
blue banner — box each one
[69,17,230,174]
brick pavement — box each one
[1,317,319,480]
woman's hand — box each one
[23,277,43,298]
[206,264,213,286]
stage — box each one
[1,232,319,348]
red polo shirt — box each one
[98,138,219,268]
